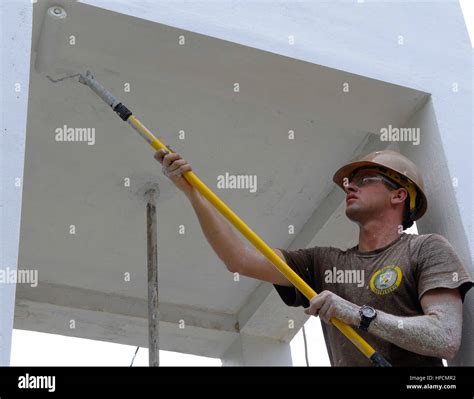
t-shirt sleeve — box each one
[416,234,474,302]
[273,247,317,308]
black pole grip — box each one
[113,103,133,121]
[370,352,392,367]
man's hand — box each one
[154,148,195,198]
[304,290,360,326]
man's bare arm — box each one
[305,287,463,360]
[367,287,462,360]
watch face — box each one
[362,306,376,318]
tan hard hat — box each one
[332,150,427,221]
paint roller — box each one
[34,5,392,367]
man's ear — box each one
[391,188,408,205]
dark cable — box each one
[302,325,310,366]
[130,346,140,367]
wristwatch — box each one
[358,305,377,331]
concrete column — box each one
[401,99,473,366]
[222,334,292,366]
[0,0,33,366]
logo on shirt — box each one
[370,265,403,295]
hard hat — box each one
[332,150,427,221]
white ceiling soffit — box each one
[18,0,428,332]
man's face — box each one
[343,169,398,224]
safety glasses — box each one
[348,173,400,190]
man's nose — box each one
[344,181,358,194]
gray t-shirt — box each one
[274,233,473,366]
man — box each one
[154,148,473,366]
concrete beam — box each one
[237,282,306,342]
[14,282,238,358]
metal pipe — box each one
[146,189,159,367]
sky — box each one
[9,1,473,367]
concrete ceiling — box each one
[17,0,428,354]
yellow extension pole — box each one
[78,71,391,367]
[127,115,390,366]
